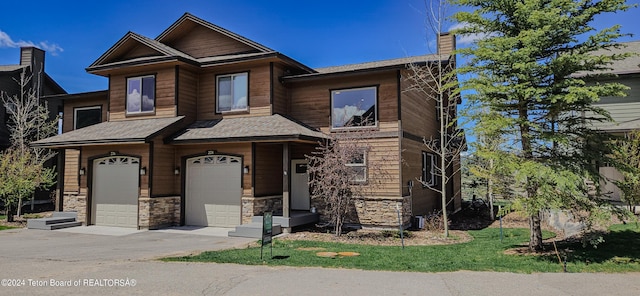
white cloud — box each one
[0,29,63,56]
[333,105,364,127]
[448,22,489,45]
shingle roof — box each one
[170,114,328,143]
[0,64,27,72]
[282,54,449,80]
[32,116,185,148]
[577,41,640,76]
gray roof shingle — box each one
[170,114,328,143]
[32,116,185,147]
[577,41,640,76]
[282,54,449,80]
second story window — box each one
[127,75,155,114]
[331,86,377,129]
[74,106,102,129]
[216,72,248,113]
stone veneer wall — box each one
[241,196,283,224]
[139,196,180,230]
[312,195,412,228]
[63,193,87,224]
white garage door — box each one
[186,155,242,227]
[92,156,139,228]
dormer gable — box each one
[87,31,195,74]
[155,12,273,58]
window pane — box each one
[352,166,366,182]
[141,76,155,112]
[75,108,101,129]
[332,87,376,128]
[218,76,232,112]
[127,78,141,113]
[232,74,248,110]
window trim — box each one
[330,85,379,130]
[126,74,156,115]
[215,72,249,114]
[346,150,368,184]
[422,151,437,187]
[73,105,102,130]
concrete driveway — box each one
[1,227,640,296]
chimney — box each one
[19,47,45,96]
[437,32,456,56]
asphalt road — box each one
[1,227,639,295]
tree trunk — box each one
[7,204,14,222]
[529,212,543,251]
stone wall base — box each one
[241,195,283,224]
[312,195,412,228]
[139,196,180,230]
[62,193,87,224]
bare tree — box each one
[1,68,58,217]
[404,0,463,237]
[307,126,391,236]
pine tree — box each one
[453,0,633,250]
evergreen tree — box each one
[452,0,633,250]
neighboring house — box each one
[33,13,461,231]
[1,47,66,150]
[1,47,66,208]
[586,41,640,202]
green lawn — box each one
[164,224,640,273]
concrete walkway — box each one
[1,228,639,295]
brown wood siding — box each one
[63,149,80,193]
[272,63,289,115]
[400,69,438,138]
[197,64,272,120]
[366,137,401,197]
[288,71,398,130]
[165,24,256,58]
[401,138,439,215]
[174,143,252,197]
[177,67,198,121]
[121,44,161,61]
[63,96,108,133]
[151,139,177,196]
[254,143,283,197]
[109,67,176,121]
[79,144,150,198]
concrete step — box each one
[27,212,81,230]
[49,221,82,230]
[27,217,75,229]
[52,212,78,219]
[228,222,282,238]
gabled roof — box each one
[156,12,273,53]
[169,114,328,144]
[87,31,197,72]
[32,116,185,148]
[283,54,449,81]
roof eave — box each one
[169,134,325,145]
[86,56,197,75]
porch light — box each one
[140,167,147,176]
[79,168,85,176]
[243,166,250,174]
[174,167,180,175]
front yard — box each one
[165,224,640,273]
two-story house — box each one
[586,40,640,202]
[33,13,461,232]
[1,47,66,150]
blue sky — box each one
[0,0,638,94]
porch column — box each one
[283,142,290,218]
